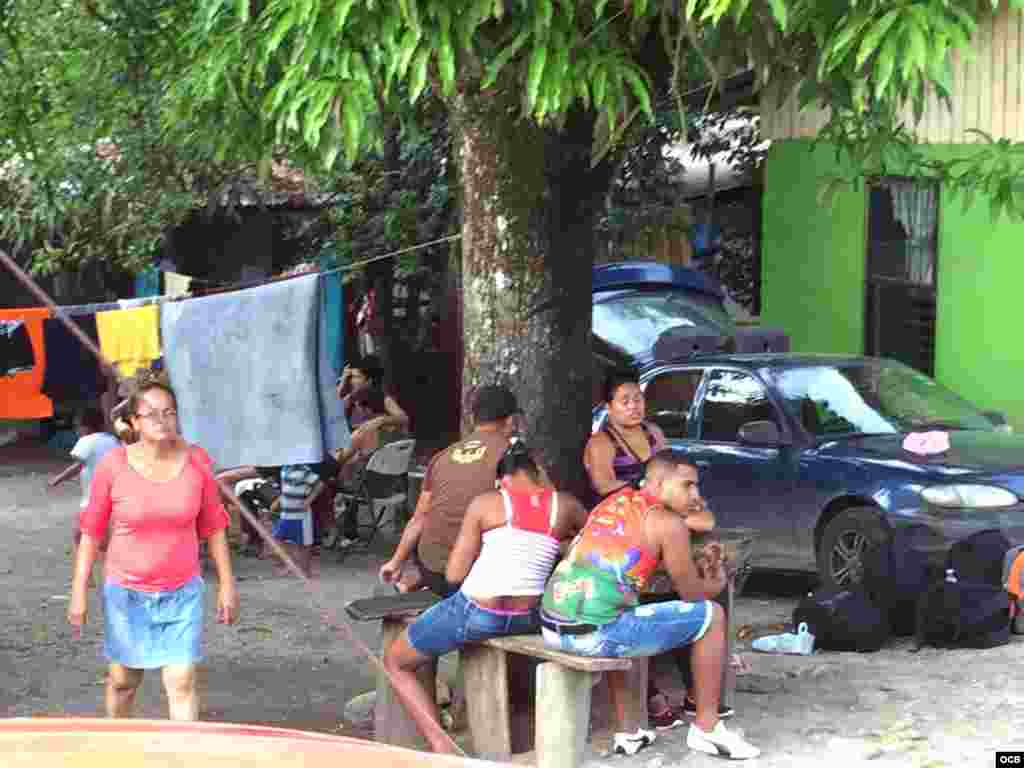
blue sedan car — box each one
[594,353,1024,587]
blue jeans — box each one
[541,599,712,657]
[407,590,539,657]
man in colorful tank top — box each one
[541,450,760,760]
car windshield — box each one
[770,361,995,437]
[592,289,735,358]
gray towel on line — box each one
[162,273,332,469]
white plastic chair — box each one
[335,439,416,556]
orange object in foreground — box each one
[0,307,53,419]
[0,718,508,768]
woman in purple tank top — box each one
[584,370,667,507]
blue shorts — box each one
[407,590,540,658]
[103,576,205,669]
[541,599,712,657]
[273,513,313,546]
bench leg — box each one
[462,644,513,760]
[536,662,593,768]
[375,619,437,750]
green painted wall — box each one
[760,141,866,355]
[761,140,1024,428]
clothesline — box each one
[0,233,461,317]
[163,233,462,291]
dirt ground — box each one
[1,440,1021,767]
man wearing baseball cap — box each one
[380,384,522,595]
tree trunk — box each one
[452,89,614,496]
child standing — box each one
[271,464,323,577]
[49,407,120,579]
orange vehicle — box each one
[0,718,509,768]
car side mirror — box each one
[738,420,790,447]
[984,410,1007,426]
[983,410,1013,434]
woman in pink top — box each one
[68,379,239,721]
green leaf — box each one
[350,52,372,87]
[623,68,652,119]
[821,12,871,76]
[235,0,250,24]
[408,47,430,101]
[398,0,421,31]
[903,20,927,81]
[296,0,317,27]
[266,10,296,56]
[855,8,901,71]
[576,78,590,109]
[767,0,787,31]
[593,65,608,106]
[321,138,341,170]
[342,96,361,162]
[873,32,900,100]
[536,0,553,41]
[459,0,492,51]
[396,30,422,78]
[526,45,548,110]
[937,14,970,52]
[333,0,358,30]
[438,25,456,97]
[481,28,529,89]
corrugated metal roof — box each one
[761,5,1024,143]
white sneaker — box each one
[687,721,760,760]
[612,728,656,756]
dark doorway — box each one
[864,179,939,375]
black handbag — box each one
[793,587,890,652]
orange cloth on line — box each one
[96,305,161,378]
[0,307,53,419]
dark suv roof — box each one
[593,261,725,300]
[643,352,872,372]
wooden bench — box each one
[353,589,740,768]
[349,528,754,767]
[369,613,644,768]
[462,635,645,768]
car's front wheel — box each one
[817,508,888,589]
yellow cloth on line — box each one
[96,304,161,378]
[164,271,193,297]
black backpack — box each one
[914,577,1011,649]
[946,529,1012,587]
[862,525,944,636]
[793,587,890,652]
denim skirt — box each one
[102,576,205,669]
